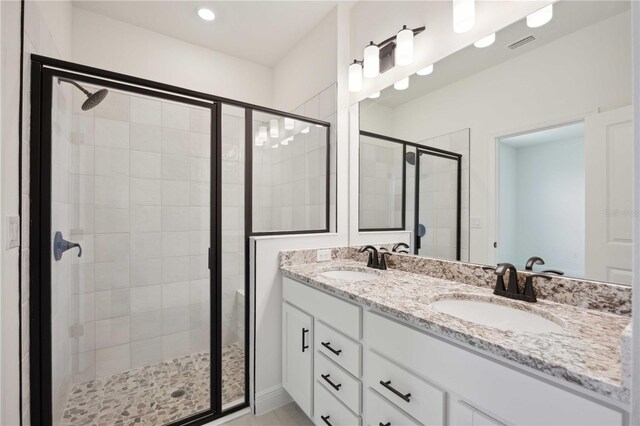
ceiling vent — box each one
[508,35,536,50]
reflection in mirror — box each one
[357,0,632,285]
[359,134,405,231]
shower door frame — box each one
[413,148,462,261]
[29,56,230,426]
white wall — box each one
[498,137,585,276]
[272,9,337,112]
[72,8,273,107]
[390,10,631,264]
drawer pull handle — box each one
[321,341,342,356]
[321,373,342,391]
[379,423,391,426]
[380,380,411,402]
[321,415,332,426]
[301,328,309,352]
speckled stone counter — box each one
[280,257,631,405]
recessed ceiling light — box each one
[474,33,496,48]
[197,7,216,21]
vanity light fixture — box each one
[258,126,268,140]
[394,76,409,91]
[269,119,279,138]
[349,25,425,92]
[301,126,310,134]
[349,60,363,92]
[416,64,434,76]
[395,26,414,66]
[527,4,553,28]
[284,117,295,130]
[197,7,216,21]
[368,91,380,99]
[363,42,380,78]
[453,0,475,33]
[474,33,495,48]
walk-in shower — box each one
[29,57,248,425]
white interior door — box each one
[585,106,633,285]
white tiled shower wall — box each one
[411,129,470,262]
[252,85,337,233]
[359,139,404,229]
[66,87,213,386]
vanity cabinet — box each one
[282,302,314,417]
[282,277,624,426]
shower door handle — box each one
[54,231,82,261]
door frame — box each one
[29,57,230,426]
[413,148,462,260]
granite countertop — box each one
[280,259,631,404]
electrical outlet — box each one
[317,249,332,262]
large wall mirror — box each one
[357,0,633,285]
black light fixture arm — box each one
[352,25,426,63]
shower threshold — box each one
[60,343,245,425]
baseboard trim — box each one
[254,385,293,416]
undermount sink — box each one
[320,270,376,281]
[430,299,563,333]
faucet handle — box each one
[523,274,552,302]
[525,256,545,271]
[541,269,564,276]
[482,265,506,293]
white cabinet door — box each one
[451,401,504,426]
[585,105,633,284]
[282,302,314,417]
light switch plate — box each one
[5,216,20,249]
[316,249,332,262]
[470,216,483,229]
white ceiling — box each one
[500,122,585,148]
[72,1,337,67]
[366,1,630,108]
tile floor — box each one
[60,344,245,425]
[223,403,313,426]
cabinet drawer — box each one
[284,277,361,339]
[316,352,361,414]
[316,321,362,377]
[314,381,361,426]
[366,388,419,426]
[367,350,445,426]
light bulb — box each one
[363,42,380,78]
[271,143,279,149]
[284,117,295,130]
[453,0,475,33]
[527,4,553,28]
[258,126,267,140]
[269,119,279,138]
[394,77,409,91]
[301,126,310,134]
[474,33,495,48]
[395,26,414,66]
[368,92,380,99]
[416,64,434,76]
[348,61,363,93]
[197,7,215,21]
[255,135,264,146]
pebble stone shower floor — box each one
[60,344,245,425]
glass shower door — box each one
[47,72,217,425]
[415,149,461,260]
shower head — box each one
[405,151,416,165]
[81,89,109,111]
[58,77,109,111]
